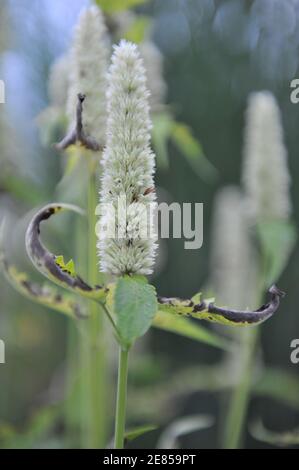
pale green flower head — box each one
[98,40,157,276]
[66,6,109,145]
[242,91,291,222]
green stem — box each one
[82,157,107,448]
[73,200,93,448]
[65,189,85,447]
[222,279,265,449]
[100,302,120,339]
[222,327,259,449]
[114,347,129,449]
[65,321,79,446]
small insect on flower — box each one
[143,187,155,196]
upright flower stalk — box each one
[98,40,157,448]
[210,187,258,449]
[223,91,292,449]
[64,6,109,449]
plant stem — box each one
[222,327,259,449]
[222,279,265,449]
[114,347,129,449]
[65,180,86,447]
[83,157,107,448]
[65,320,80,446]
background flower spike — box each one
[25,203,107,301]
[158,285,285,326]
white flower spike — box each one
[98,40,157,276]
[66,6,109,146]
[242,91,291,222]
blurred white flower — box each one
[211,186,257,310]
[66,6,109,146]
[242,91,291,222]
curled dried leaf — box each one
[158,285,285,326]
[25,203,107,301]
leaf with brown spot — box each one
[25,203,107,301]
[0,255,87,319]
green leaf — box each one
[250,420,299,447]
[95,0,147,13]
[153,311,232,351]
[257,221,296,284]
[151,113,174,169]
[55,255,76,277]
[172,122,203,157]
[0,255,87,319]
[171,122,218,182]
[125,424,157,442]
[157,285,283,327]
[124,16,151,44]
[113,276,158,347]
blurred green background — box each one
[0,0,298,449]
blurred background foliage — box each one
[0,0,299,449]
